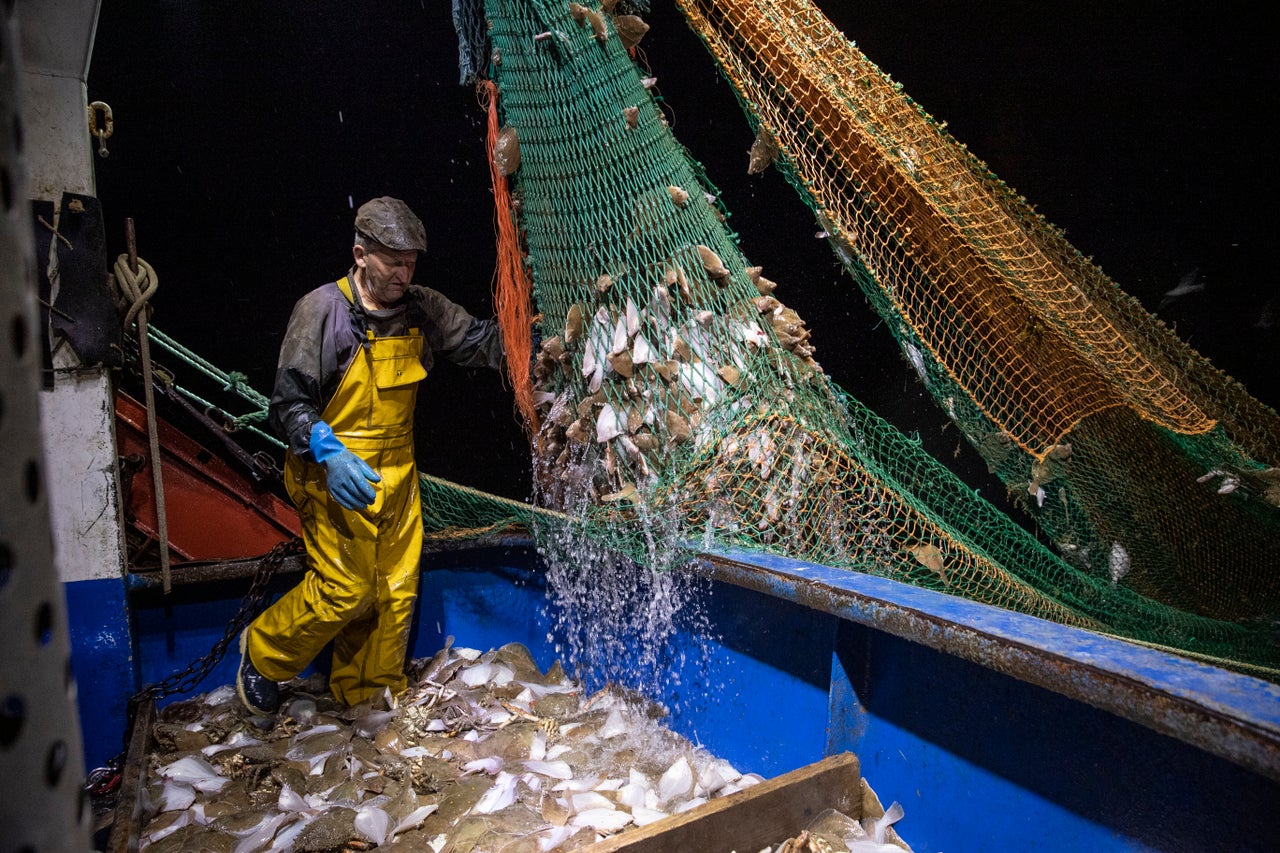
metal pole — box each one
[126,217,172,592]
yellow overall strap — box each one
[317,276,427,447]
[336,276,356,305]
[336,275,419,336]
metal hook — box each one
[88,101,114,158]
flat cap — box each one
[354,196,427,252]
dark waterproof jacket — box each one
[269,273,504,457]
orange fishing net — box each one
[673,0,1280,622]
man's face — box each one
[356,244,417,307]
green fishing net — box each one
[425,0,1280,678]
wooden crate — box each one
[581,752,883,853]
[106,699,155,853]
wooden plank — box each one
[106,700,156,853]
[582,752,862,853]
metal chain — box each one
[90,539,302,803]
[123,536,304,730]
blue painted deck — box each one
[68,540,1280,852]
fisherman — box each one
[236,196,505,714]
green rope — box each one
[147,326,280,447]
[149,326,272,409]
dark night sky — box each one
[85,2,1279,510]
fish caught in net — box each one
[448,0,1280,677]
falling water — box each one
[534,461,723,718]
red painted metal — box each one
[114,390,300,562]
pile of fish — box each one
[758,802,911,853]
[135,640,766,851]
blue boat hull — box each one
[70,541,1280,852]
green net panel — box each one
[419,473,538,541]
[667,0,1280,625]
[460,0,1280,677]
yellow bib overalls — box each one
[246,277,427,706]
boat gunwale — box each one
[125,535,1280,782]
[702,546,1280,782]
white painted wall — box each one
[37,370,123,583]
[21,0,123,585]
[22,71,95,198]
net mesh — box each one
[669,0,1280,627]
[435,0,1280,677]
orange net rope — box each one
[483,78,540,436]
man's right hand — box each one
[309,422,382,510]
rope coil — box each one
[114,254,158,328]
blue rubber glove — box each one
[309,421,381,510]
